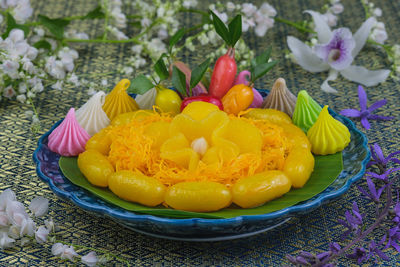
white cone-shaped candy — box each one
[76,91,110,136]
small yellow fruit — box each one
[244,108,292,125]
[78,150,114,187]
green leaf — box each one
[81,5,105,20]
[190,58,210,90]
[59,152,343,219]
[251,60,279,82]
[1,13,30,39]
[228,14,242,47]
[38,14,70,39]
[33,40,52,50]
[251,46,272,69]
[210,10,231,46]
[169,28,185,49]
[172,66,187,97]
[128,75,154,95]
[154,54,169,81]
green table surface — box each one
[1,0,399,265]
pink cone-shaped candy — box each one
[48,108,90,156]
[234,70,263,108]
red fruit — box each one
[180,95,224,111]
[208,49,237,99]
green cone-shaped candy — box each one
[292,90,322,133]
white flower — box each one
[44,218,56,232]
[373,8,382,17]
[330,3,344,14]
[157,28,168,40]
[322,12,338,27]
[19,217,36,237]
[122,66,133,75]
[81,251,99,267]
[34,27,45,37]
[259,2,277,17]
[131,44,143,54]
[32,115,40,124]
[51,80,63,90]
[287,11,390,92]
[29,196,49,217]
[101,79,108,86]
[140,18,151,28]
[35,226,50,243]
[8,29,25,43]
[182,0,197,9]
[108,26,128,40]
[198,32,209,45]
[254,17,274,37]
[0,212,9,227]
[12,0,33,24]
[52,243,79,260]
[242,3,257,17]
[24,110,34,119]
[16,94,26,103]
[226,2,235,12]
[0,189,16,211]
[3,86,16,98]
[45,56,66,79]
[370,28,387,44]
[2,60,20,79]
[67,73,80,86]
[210,9,228,23]
[58,47,78,72]
[0,231,15,249]
[242,17,255,32]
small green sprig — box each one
[249,47,279,86]
[210,10,242,49]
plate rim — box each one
[33,94,370,227]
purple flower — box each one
[368,143,400,168]
[366,168,400,181]
[385,226,400,252]
[338,202,364,238]
[340,85,393,130]
[329,242,341,254]
[357,177,386,202]
[369,236,389,261]
[346,247,368,264]
[315,28,355,70]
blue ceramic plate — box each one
[33,92,370,241]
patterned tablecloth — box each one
[1,0,399,265]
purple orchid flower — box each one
[367,143,400,168]
[340,85,393,130]
[287,11,390,92]
[369,236,389,261]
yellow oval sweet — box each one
[243,108,292,125]
[181,101,220,121]
[283,147,314,188]
[307,106,350,155]
[232,170,291,208]
[77,150,114,187]
[108,170,166,206]
[85,127,112,155]
[103,79,139,120]
[165,181,232,212]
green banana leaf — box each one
[59,153,342,219]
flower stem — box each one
[274,17,315,34]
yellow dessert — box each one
[307,106,351,155]
[102,79,139,120]
[78,101,315,212]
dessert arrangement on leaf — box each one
[48,12,350,215]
